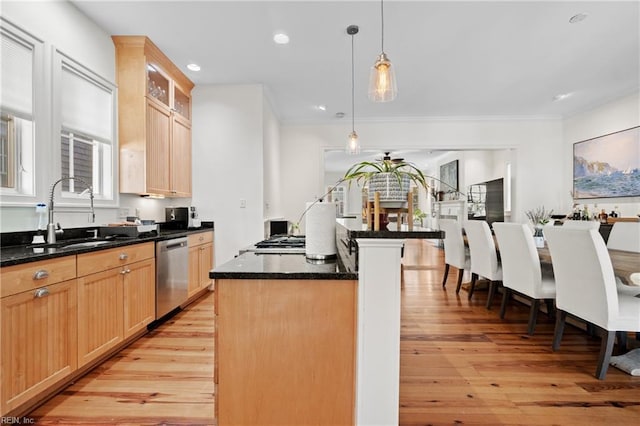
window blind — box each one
[61,65,112,142]
[0,31,33,118]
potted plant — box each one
[342,154,429,207]
[413,207,427,227]
[525,206,553,247]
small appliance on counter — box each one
[165,206,201,229]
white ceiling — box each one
[71,0,639,125]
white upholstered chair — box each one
[493,222,556,335]
[465,220,502,309]
[562,220,600,230]
[607,222,640,253]
[439,219,471,293]
[545,226,640,380]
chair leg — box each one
[441,263,450,288]
[486,280,499,309]
[596,330,616,380]
[617,331,628,352]
[499,288,511,319]
[468,273,478,300]
[455,269,464,294]
[527,299,540,336]
[552,310,567,351]
[545,299,555,319]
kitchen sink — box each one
[62,240,112,249]
[27,238,114,250]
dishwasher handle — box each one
[158,238,188,252]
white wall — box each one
[191,84,265,264]
[0,0,119,232]
[279,118,563,228]
[262,97,282,220]
[563,91,640,217]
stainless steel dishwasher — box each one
[155,237,189,319]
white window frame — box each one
[0,18,43,205]
[52,49,118,208]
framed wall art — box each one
[439,159,458,192]
[573,126,640,199]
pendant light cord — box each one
[351,32,355,133]
[380,0,385,53]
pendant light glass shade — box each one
[369,0,397,102]
[347,130,360,155]
[346,25,360,155]
[369,52,397,102]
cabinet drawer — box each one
[1,256,76,298]
[188,231,213,247]
[77,242,154,277]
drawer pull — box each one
[34,288,50,298]
[121,269,127,275]
[119,253,128,260]
[33,270,49,280]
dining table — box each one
[462,234,640,288]
[537,245,640,287]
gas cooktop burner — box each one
[255,235,306,249]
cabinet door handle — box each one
[33,270,49,280]
[126,269,131,274]
[34,288,50,298]
[119,253,128,260]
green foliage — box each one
[342,158,430,190]
[525,206,554,225]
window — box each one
[0,22,36,197]
[55,52,115,202]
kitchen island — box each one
[210,218,443,426]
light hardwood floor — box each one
[29,239,640,425]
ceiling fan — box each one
[376,151,404,163]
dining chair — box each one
[606,222,640,253]
[544,226,640,380]
[464,220,502,309]
[562,220,600,230]
[438,219,470,293]
[493,222,556,335]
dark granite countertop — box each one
[1,225,214,267]
[210,252,357,280]
[336,218,444,239]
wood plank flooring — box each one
[29,239,640,425]
[29,296,216,425]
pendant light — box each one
[347,25,360,155]
[368,0,397,102]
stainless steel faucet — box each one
[47,176,95,243]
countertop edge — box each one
[1,227,214,267]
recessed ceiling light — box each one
[273,33,290,45]
[335,112,345,119]
[187,63,201,71]
[553,93,572,101]
[569,13,588,24]
[316,105,327,111]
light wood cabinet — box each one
[123,257,156,339]
[215,278,357,425]
[77,242,155,367]
[188,231,214,299]
[1,257,78,415]
[113,35,194,197]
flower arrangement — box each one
[525,206,553,226]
